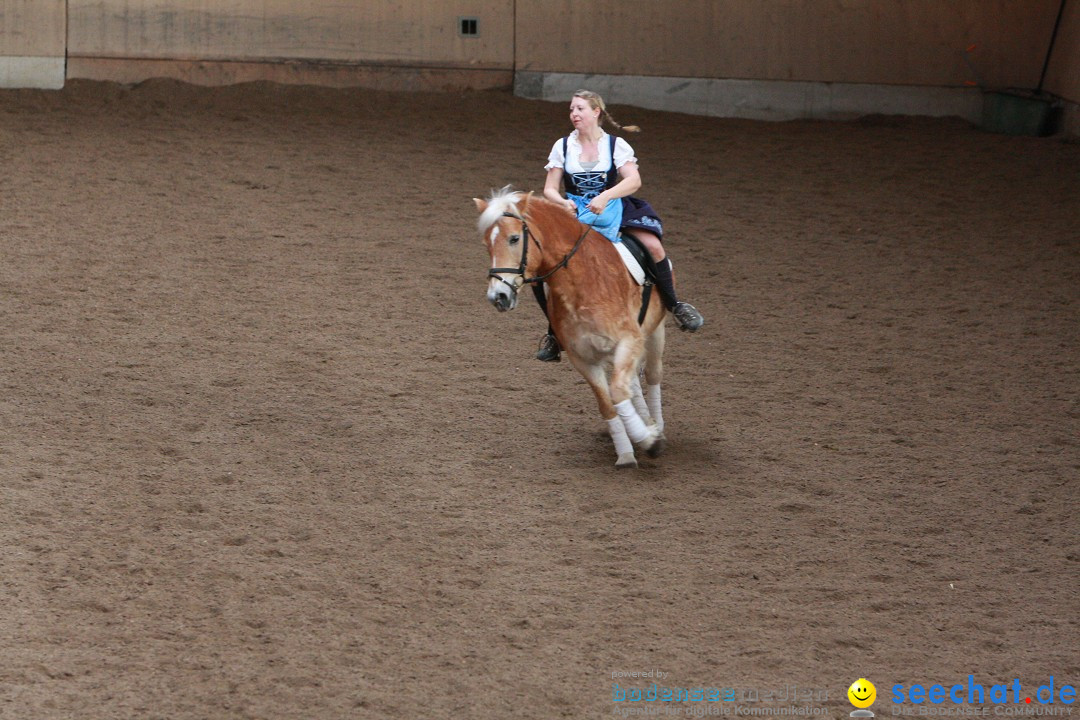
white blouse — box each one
[544,129,638,174]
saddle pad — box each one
[614,241,646,285]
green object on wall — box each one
[980,90,1058,137]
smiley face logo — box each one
[848,679,876,708]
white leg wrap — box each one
[647,384,664,433]
[606,417,634,457]
[615,398,653,445]
[630,374,651,424]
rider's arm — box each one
[587,162,642,213]
[545,167,576,213]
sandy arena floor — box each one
[0,80,1077,719]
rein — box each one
[488,211,592,289]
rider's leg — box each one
[625,229,704,332]
[532,283,561,361]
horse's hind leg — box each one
[566,354,638,469]
[644,323,666,435]
[610,339,664,457]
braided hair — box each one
[573,89,641,133]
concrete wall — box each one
[514,71,987,122]
[0,0,65,88]
[66,0,514,90]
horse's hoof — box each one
[645,434,667,458]
[615,453,638,469]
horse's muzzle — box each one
[487,279,518,312]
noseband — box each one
[487,211,592,292]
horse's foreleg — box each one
[566,353,638,469]
[644,323,666,435]
[605,417,637,470]
[610,339,664,457]
[630,371,653,426]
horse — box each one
[474,188,669,469]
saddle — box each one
[614,233,657,325]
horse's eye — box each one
[508,234,521,245]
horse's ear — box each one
[473,198,488,212]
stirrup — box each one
[672,302,704,332]
[535,333,562,362]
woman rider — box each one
[534,89,704,362]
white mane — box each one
[477,186,524,234]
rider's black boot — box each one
[652,257,704,332]
[536,332,562,362]
[532,283,562,361]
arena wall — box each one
[513,0,1064,122]
[0,0,65,89]
[0,0,1074,131]
[65,0,514,90]
[515,0,1058,88]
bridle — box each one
[487,211,592,293]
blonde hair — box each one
[573,89,641,133]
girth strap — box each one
[638,284,653,326]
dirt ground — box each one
[0,80,1077,720]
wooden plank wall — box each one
[0,0,65,56]
[515,0,1062,92]
[0,0,65,88]
[1043,0,1079,103]
[65,0,515,89]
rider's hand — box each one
[587,194,608,215]
[564,199,577,215]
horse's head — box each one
[474,189,534,312]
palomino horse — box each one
[474,188,668,468]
